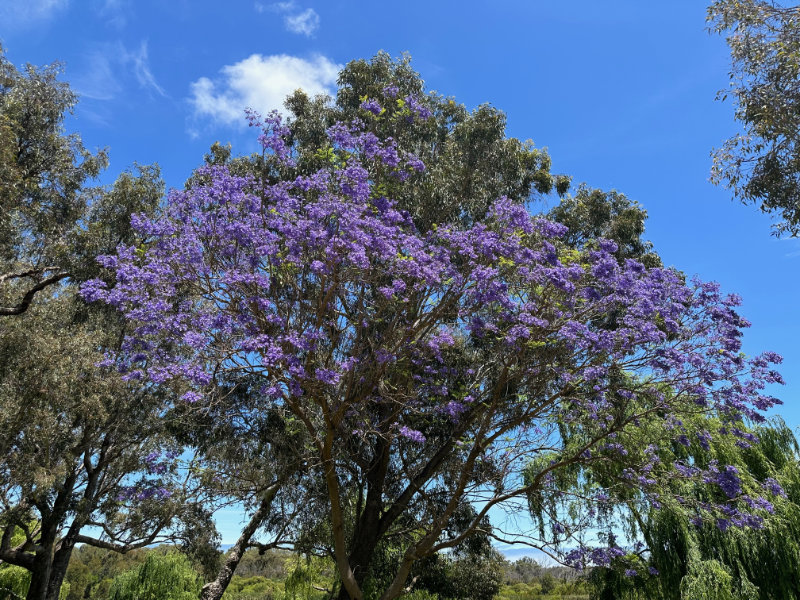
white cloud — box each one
[256,1,320,36]
[189,53,340,127]
[72,51,121,100]
[0,0,69,26]
[285,8,319,36]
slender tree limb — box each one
[200,482,282,600]
[0,271,69,316]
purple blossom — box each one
[402,95,432,120]
[715,465,742,499]
[315,368,341,385]
[360,98,383,115]
[181,391,203,403]
[398,426,426,443]
[762,477,787,498]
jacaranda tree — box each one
[179,52,576,600]
[84,97,785,599]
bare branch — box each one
[0,271,70,316]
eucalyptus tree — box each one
[284,51,571,232]
[547,185,661,268]
[0,285,206,600]
[0,45,107,315]
[0,48,206,600]
[708,1,800,236]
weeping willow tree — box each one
[582,417,800,600]
[108,552,202,600]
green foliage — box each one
[275,52,570,233]
[0,565,69,600]
[413,552,504,600]
[708,0,800,235]
[497,578,589,600]
[221,576,284,600]
[0,42,107,314]
[0,565,30,600]
[0,42,209,599]
[63,545,150,600]
[547,185,661,267]
[283,555,329,600]
[497,582,540,600]
[402,590,439,600]
[234,549,291,580]
[679,559,758,600]
[108,552,202,600]
[587,418,800,600]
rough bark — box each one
[334,435,390,600]
[323,436,362,600]
[25,528,57,600]
[43,539,75,600]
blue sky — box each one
[2,0,798,550]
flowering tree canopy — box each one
[84,101,784,600]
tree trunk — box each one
[200,484,280,600]
[23,511,64,600]
[43,539,75,600]
[334,436,390,600]
[25,548,54,600]
[334,542,378,600]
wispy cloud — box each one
[72,50,121,101]
[73,41,167,101]
[0,0,69,27]
[285,8,319,36]
[777,237,800,259]
[126,41,166,97]
[189,53,340,127]
[97,0,129,28]
[255,1,320,37]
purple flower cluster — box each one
[117,485,172,502]
[398,426,426,443]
